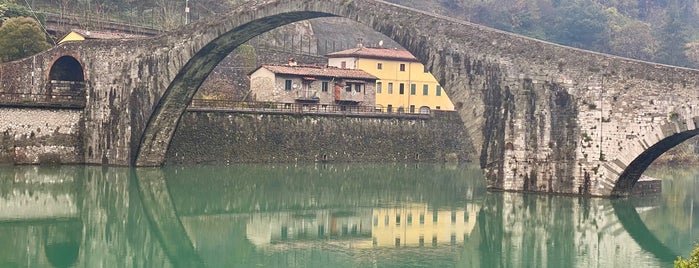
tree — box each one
[676,244,699,268]
[0,17,51,62]
[604,8,657,61]
[0,1,33,23]
[653,0,692,66]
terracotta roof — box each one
[71,29,147,40]
[257,64,378,80]
[326,46,419,62]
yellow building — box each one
[326,46,454,113]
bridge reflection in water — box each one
[0,164,692,267]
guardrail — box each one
[189,99,431,116]
[0,92,86,109]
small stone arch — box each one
[611,128,699,196]
[48,55,85,82]
[45,55,86,106]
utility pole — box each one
[185,0,190,24]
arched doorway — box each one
[49,56,84,82]
[46,56,86,107]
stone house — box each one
[249,62,377,108]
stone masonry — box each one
[1,0,699,196]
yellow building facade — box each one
[327,46,454,113]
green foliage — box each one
[0,17,51,62]
[0,1,33,23]
[390,0,699,68]
[675,244,699,268]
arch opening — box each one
[46,55,86,107]
[134,1,475,167]
[135,10,338,166]
[612,129,699,197]
[49,56,84,82]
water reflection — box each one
[0,164,696,267]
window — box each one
[341,61,346,68]
[400,64,406,72]
[376,82,382,94]
[322,81,329,92]
[410,84,416,95]
[419,213,425,225]
[399,83,405,95]
[355,84,361,93]
[433,211,438,223]
[407,214,413,225]
[285,80,292,91]
[345,84,352,92]
[410,105,415,113]
[436,106,441,110]
[387,105,393,113]
[388,83,393,94]
[436,85,442,96]
[423,84,428,96]
[377,63,383,70]
[396,215,401,226]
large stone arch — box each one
[133,0,481,166]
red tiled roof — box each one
[326,47,419,62]
[258,64,378,80]
[71,29,147,40]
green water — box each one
[0,163,696,267]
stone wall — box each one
[0,108,83,164]
[165,110,471,165]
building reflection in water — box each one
[244,203,480,250]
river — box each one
[0,163,695,267]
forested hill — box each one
[2,0,699,68]
[386,0,699,68]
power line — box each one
[21,0,56,45]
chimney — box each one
[356,38,363,48]
[288,58,297,66]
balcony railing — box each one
[189,99,431,117]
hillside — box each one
[6,0,697,68]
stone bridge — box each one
[1,0,699,196]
